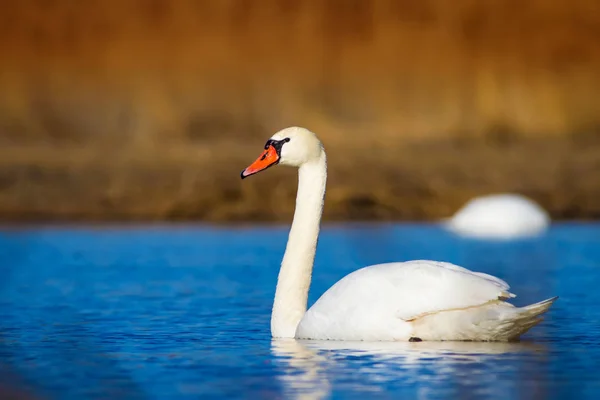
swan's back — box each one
[296,260,515,341]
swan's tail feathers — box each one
[521,296,559,317]
[411,296,558,342]
[503,296,558,341]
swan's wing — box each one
[306,259,514,323]
[383,260,515,321]
[424,261,513,296]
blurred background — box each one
[0,0,599,222]
[2,3,600,399]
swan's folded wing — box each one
[375,260,515,322]
[426,261,513,295]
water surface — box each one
[0,222,599,399]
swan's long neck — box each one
[271,151,327,338]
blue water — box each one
[0,222,599,399]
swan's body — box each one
[295,260,555,341]
[241,127,557,341]
[446,194,550,239]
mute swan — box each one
[446,194,550,239]
[241,127,557,341]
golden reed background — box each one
[0,0,599,221]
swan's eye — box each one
[263,138,289,152]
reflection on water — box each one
[272,339,549,399]
[272,340,331,400]
[0,222,598,399]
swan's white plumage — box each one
[446,193,550,239]
[295,260,518,341]
[242,127,557,342]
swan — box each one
[241,127,557,341]
[445,194,550,239]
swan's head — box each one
[241,126,323,179]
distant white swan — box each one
[241,127,557,341]
[446,194,550,239]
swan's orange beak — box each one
[241,145,280,179]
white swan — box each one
[241,127,557,341]
[446,194,550,239]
